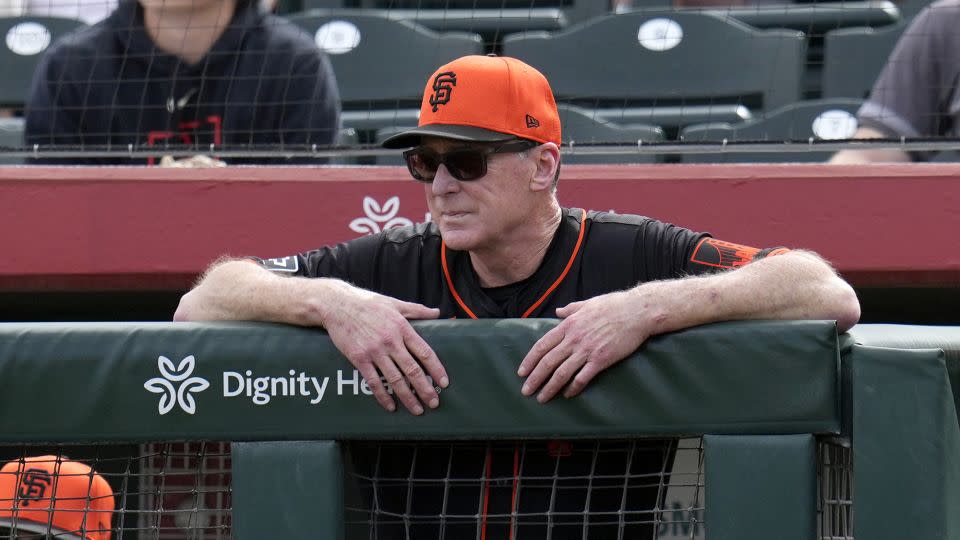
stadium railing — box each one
[1,319,958,539]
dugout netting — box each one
[0,438,852,540]
[0,0,957,163]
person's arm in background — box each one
[521,248,860,402]
[175,257,446,416]
[24,41,87,164]
[829,127,911,163]
[830,3,957,163]
[280,50,341,163]
[256,43,340,165]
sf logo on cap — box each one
[17,468,52,506]
[429,71,456,112]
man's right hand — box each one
[317,281,448,415]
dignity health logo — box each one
[144,354,437,415]
[144,355,211,415]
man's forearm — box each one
[174,259,336,326]
[634,250,861,335]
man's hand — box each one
[319,282,448,415]
[517,289,652,403]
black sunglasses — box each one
[402,139,539,182]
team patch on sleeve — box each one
[690,238,763,270]
[260,256,300,273]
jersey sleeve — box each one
[251,233,384,289]
[685,238,790,275]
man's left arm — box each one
[518,249,860,402]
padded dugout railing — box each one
[0,320,957,539]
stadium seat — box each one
[300,0,355,7]
[0,116,23,164]
[896,0,934,19]
[502,11,806,132]
[375,104,665,165]
[556,104,665,163]
[700,1,900,33]
[285,10,483,133]
[822,22,907,99]
[345,1,612,35]
[0,16,86,107]
[678,98,863,163]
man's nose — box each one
[431,164,459,195]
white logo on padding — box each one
[314,20,361,54]
[5,22,51,56]
[811,110,858,140]
[637,19,683,52]
[349,196,414,235]
[144,355,210,415]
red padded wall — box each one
[2,163,957,290]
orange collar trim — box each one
[441,208,588,319]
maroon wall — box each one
[3,163,958,290]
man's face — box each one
[420,136,538,252]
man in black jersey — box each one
[176,54,859,538]
[175,54,860,415]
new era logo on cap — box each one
[525,114,540,128]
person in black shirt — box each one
[175,54,860,414]
[24,0,340,165]
[175,55,859,538]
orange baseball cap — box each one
[0,456,114,540]
[382,55,561,148]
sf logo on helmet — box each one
[429,71,457,112]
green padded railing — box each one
[0,320,956,539]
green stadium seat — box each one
[501,11,807,132]
[701,1,900,33]
[0,116,23,164]
[285,10,483,133]
[0,16,86,107]
[678,98,863,163]
[374,104,665,165]
[300,0,356,7]
[896,0,934,19]
[556,104,665,163]
[822,22,907,99]
[348,1,613,34]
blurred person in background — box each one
[830,0,959,163]
[24,0,340,165]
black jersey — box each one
[260,207,777,318]
[24,0,340,165]
[259,207,780,539]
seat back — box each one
[822,22,907,99]
[0,116,23,163]
[557,104,664,163]
[502,11,806,113]
[679,98,862,163]
[286,10,483,108]
[0,16,86,107]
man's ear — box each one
[529,143,560,192]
